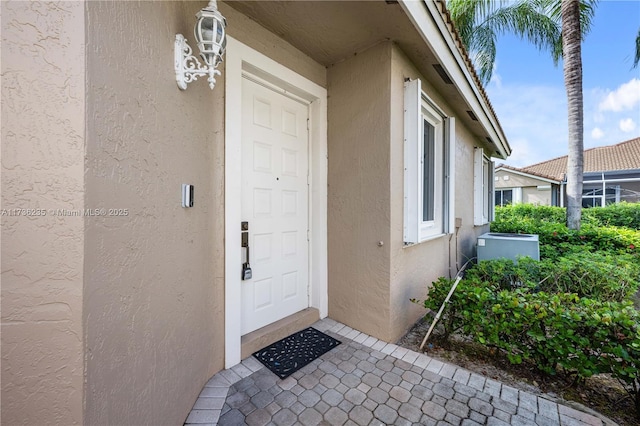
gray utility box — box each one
[477,232,540,262]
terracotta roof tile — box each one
[496,163,560,182]
[520,137,640,181]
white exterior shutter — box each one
[488,160,495,222]
[445,117,455,234]
[404,79,421,244]
[473,147,483,226]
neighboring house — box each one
[496,137,640,208]
[495,165,562,206]
[2,1,510,424]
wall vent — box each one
[432,64,453,84]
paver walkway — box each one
[185,318,613,426]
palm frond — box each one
[634,27,640,69]
[468,24,497,85]
[482,2,561,52]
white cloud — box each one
[619,118,637,133]
[598,78,640,112]
[488,60,503,89]
[591,127,604,139]
[487,83,568,167]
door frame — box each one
[224,37,328,368]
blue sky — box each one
[485,0,640,167]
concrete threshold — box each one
[240,307,320,359]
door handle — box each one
[241,222,252,280]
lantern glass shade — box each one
[195,6,227,68]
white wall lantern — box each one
[175,0,227,90]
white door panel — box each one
[241,77,309,335]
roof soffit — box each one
[224,0,510,158]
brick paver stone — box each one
[518,391,537,414]
[446,398,470,418]
[185,319,615,426]
[245,408,270,426]
[445,412,462,425]
[349,405,374,426]
[469,397,493,416]
[390,386,411,403]
[319,388,341,406]
[537,397,560,421]
[558,404,603,425]
[487,416,511,426]
[510,414,537,426]
[500,385,519,406]
[324,407,348,425]
[422,400,447,421]
[345,388,366,405]
[272,408,297,426]
[298,407,322,426]
[298,389,320,407]
[433,382,455,399]
[467,374,486,392]
[367,387,389,404]
[492,397,518,415]
[374,403,399,424]
[398,402,423,423]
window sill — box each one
[403,232,449,248]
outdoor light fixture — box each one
[175,0,227,90]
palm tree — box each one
[447,0,596,229]
[447,0,560,85]
[561,0,584,230]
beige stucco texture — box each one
[328,42,487,343]
[496,170,554,205]
[84,2,225,424]
[2,0,498,423]
[2,1,86,425]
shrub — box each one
[492,206,640,259]
[465,256,639,302]
[419,204,640,415]
[583,202,640,230]
[415,277,640,414]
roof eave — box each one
[398,0,511,159]
[496,166,562,184]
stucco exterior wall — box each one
[388,46,484,341]
[84,2,224,424]
[1,2,85,424]
[495,170,550,189]
[522,187,552,205]
[327,42,393,341]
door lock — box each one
[241,222,252,280]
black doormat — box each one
[253,327,341,379]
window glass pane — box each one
[494,190,501,206]
[503,189,513,205]
[482,158,489,218]
[605,186,618,204]
[423,119,435,222]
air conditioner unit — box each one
[477,232,540,262]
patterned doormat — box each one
[253,327,341,379]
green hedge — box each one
[466,256,640,302]
[416,204,640,415]
[583,202,640,229]
[417,277,640,412]
[492,205,640,259]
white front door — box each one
[240,76,310,335]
